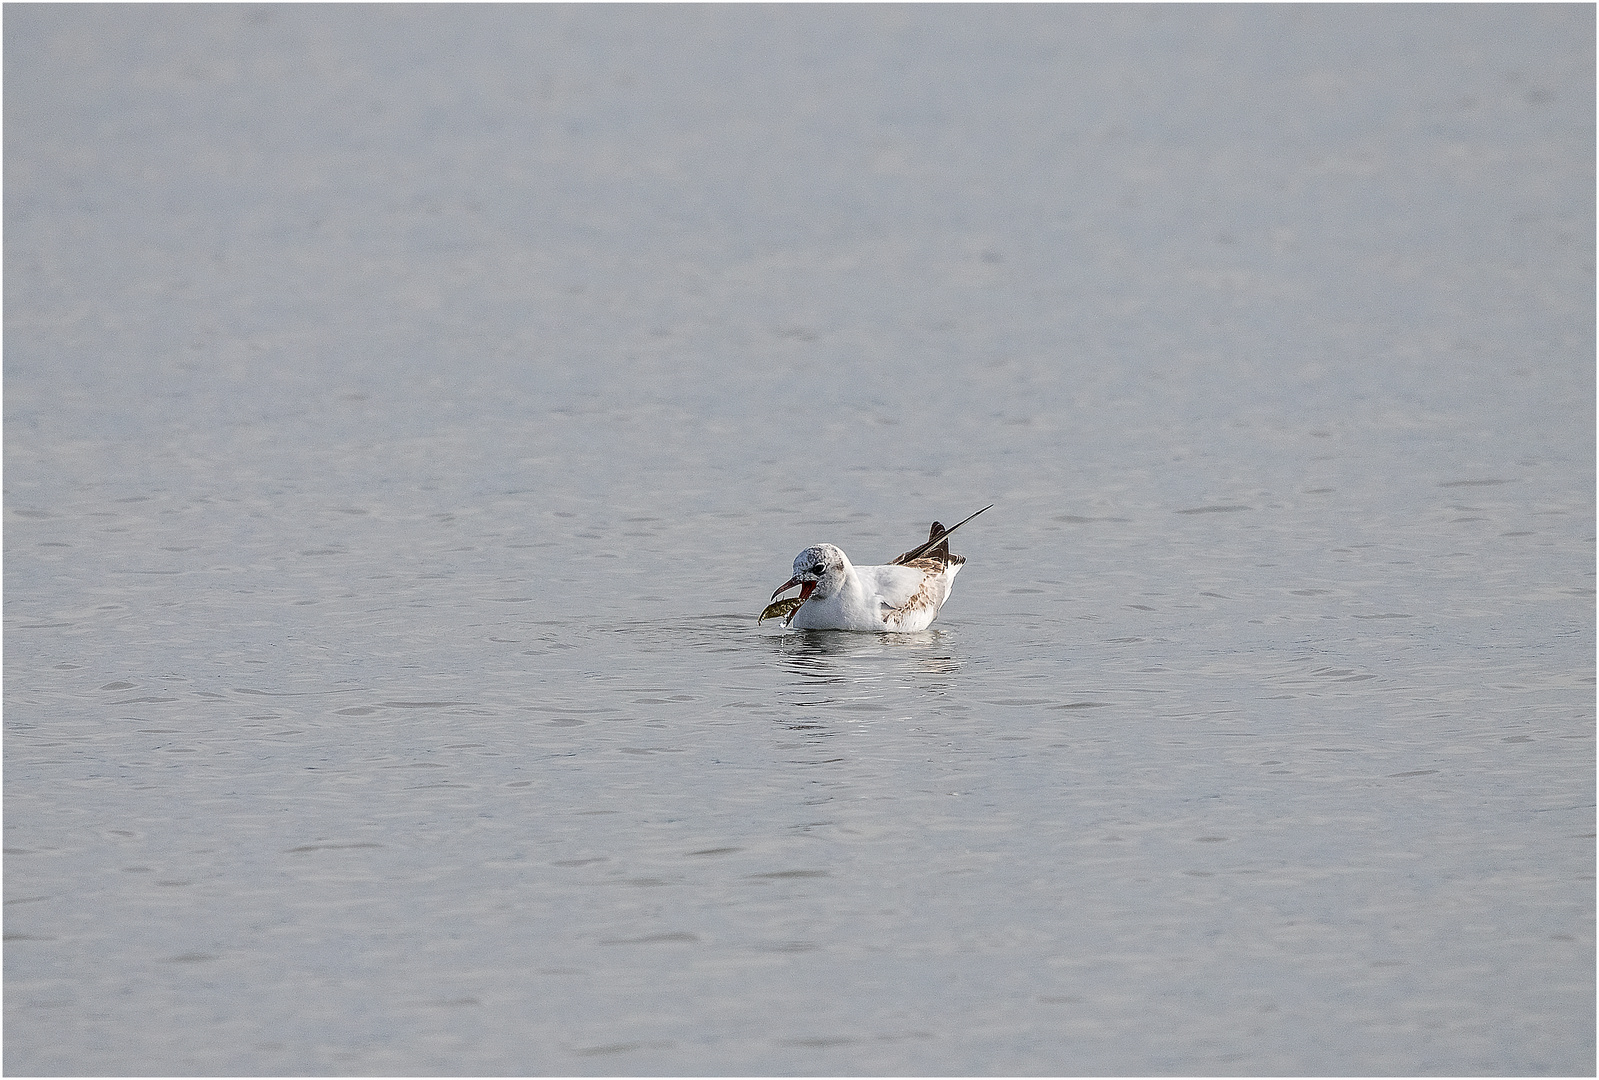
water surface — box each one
[6,5,1594,1075]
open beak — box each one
[772,576,818,603]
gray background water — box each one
[5,4,1593,1075]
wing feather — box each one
[856,563,932,610]
[891,504,993,565]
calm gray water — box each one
[5,5,1594,1075]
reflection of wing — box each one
[856,563,931,610]
[891,504,993,565]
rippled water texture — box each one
[6,5,1594,1075]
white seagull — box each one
[761,505,993,632]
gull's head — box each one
[772,543,847,603]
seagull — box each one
[761,505,993,632]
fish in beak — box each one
[760,574,818,625]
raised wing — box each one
[890,504,993,566]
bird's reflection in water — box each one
[768,628,962,732]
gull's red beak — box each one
[772,576,818,603]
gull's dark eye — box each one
[811,565,826,576]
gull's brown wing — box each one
[890,504,993,566]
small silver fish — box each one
[758,596,806,626]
